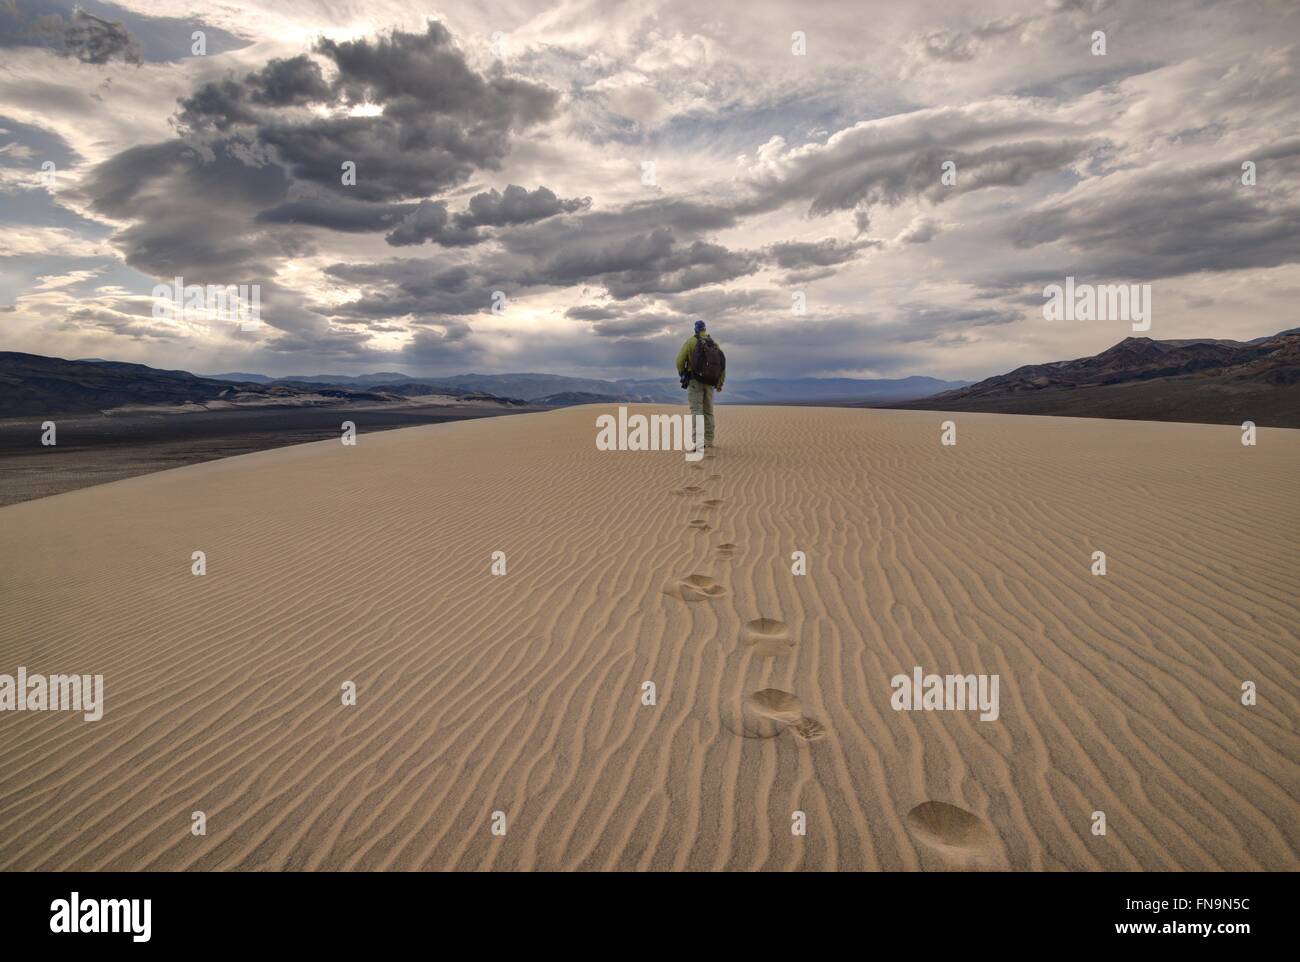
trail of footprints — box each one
[663,457,825,742]
[660,454,1004,860]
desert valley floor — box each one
[0,405,1296,870]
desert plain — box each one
[0,405,1296,870]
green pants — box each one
[687,379,716,447]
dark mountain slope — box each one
[885,332,1300,427]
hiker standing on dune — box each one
[677,319,726,451]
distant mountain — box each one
[885,330,1300,427]
[275,372,419,386]
[203,372,274,383]
[1,353,968,416]
[18,341,1290,425]
[2,353,253,416]
[718,375,966,404]
[534,391,629,406]
[365,383,528,405]
[0,354,523,416]
[1248,326,1300,344]
[438,373,632,400]
[203,370,968,405]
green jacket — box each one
[676,334,725,389]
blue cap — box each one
[694,319,707,334]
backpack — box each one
[689,334,726,386]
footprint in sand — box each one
[742,617,794,656]
[904,801,998,855]
[708,474,722,481]
[687,518,711,531]
[741,688,826,741]
[715,542,738,559]
[664,573,727,602]
[748,688,802,722]
[700,498,724,508]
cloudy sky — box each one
[1,0,1297,381]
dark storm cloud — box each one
[692,313,922,379]
[80,139,292,279]
[661,288,782,324]
[534,228,760,299]
[256,196,415,233]
[586,313,680,338]
[256,113,510,202]
[565,305,619,321]
[322,211,762,321]
[454,185,591,230]
[71,20,574,350]
[71,3,764,348]
[74,139,338,342]
[563,303,688,338]
[781,266,839,285]
[0,6,142,66]
[383,185,590,246]
[177,56,331,131]
[323,260,492,318]
[251,55,333,106]
[739,106,1099,223]
[273,190,761,325]
[0,0,246,62]
[315,22,556,126]
[893,304,1022,344]
[61,10,141,65]
[382,200,453,247]
[176,78,259,131]
[497,197,740,259]
[1010,141,1300,280]
[177,22,560,204]
[402,324,483,366]
[79,140,194,214]
[482,197,756,300]
[178,22,555,129]
[765,238,871,269]
[384,199,480,247]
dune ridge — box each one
[0,405,1297,870]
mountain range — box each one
[202,370,966,406]
[885,330,1300,426]
[0,354,969,417]
[3,331,1297,425]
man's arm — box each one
[675,337,693,376]
[717,342,725,389]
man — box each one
[676,319,725,450]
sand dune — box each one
[0,405,1297,871]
